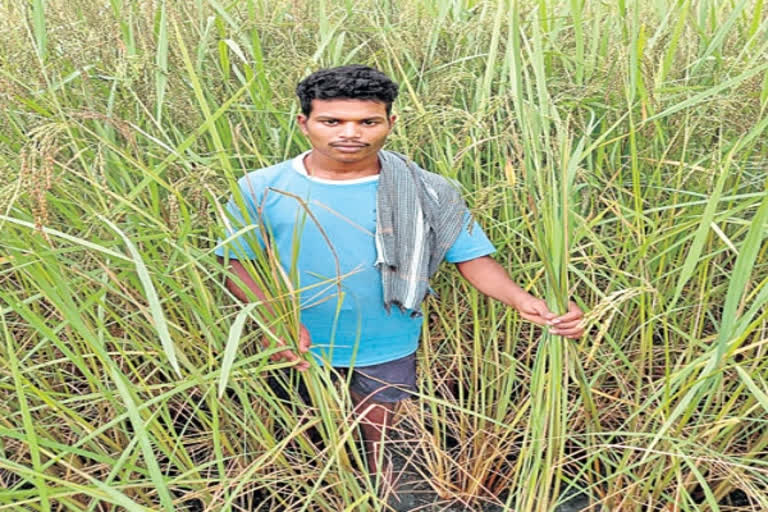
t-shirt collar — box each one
[291,150,380,185]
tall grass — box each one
[1,0,767,510]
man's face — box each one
[297,99,396,165]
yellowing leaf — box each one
[504,160,516,187]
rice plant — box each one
[1,0,767,510]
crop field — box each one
[1,0,767,510]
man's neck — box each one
[303,150,381,181]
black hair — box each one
[296,65,399,116]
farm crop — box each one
[1,1,767,510]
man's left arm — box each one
[455,256,585,339]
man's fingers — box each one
[551,327,583,337]
[518,312,537,323]
[271,349,310,371]
[272,349,294,362]
[519,312,548,325]
[269,345,297,361]
[531,302,555,319]
[263,333,309,370]
[298,326,311,353]
[520,312,585,339]
[552,318,581,330]
[262,334,286,349]
[552,310,582,324]
[552,301,583,322]
[550,324,584,338]
[283,351,309,371]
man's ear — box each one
[388,114,397,128]
[297,114,309,135]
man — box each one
[215,65,584,487]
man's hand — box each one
[263,323,312,371]
[515,295,584,339]
[218,257,314,370]
[455,256,585,339]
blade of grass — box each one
[155,1,169,123]
[218,302,259,398]
[101,216,181,378]
[1,314,50,511]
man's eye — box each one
[363,120,379,126]
[323,120,338,125]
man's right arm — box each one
[218,255,272,306]
[218,256,311,371]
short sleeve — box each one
[214,174,266,260]
[444,212,496,263]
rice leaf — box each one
[101,216,181,377]
[218,302,259,398]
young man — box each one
[216,65,584,485]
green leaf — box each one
[218,302,259,398]
[101,216,181,377]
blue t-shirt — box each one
[215,152,496,367]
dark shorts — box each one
[266,352,417,404]
[343,352,417,403]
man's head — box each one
[296,66,399,167]
[295,65,399,117]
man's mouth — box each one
[331,143,367,148]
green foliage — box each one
[0,0,767,510]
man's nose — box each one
[340,122,360,138]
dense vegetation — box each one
[1,0,767,510]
